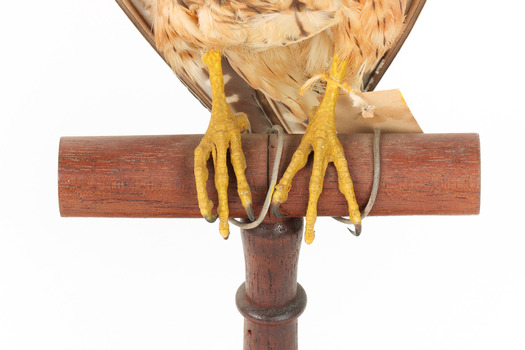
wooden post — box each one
[57,132,480,349]
[237,217,306,349]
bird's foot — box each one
[194,50,253,239]
[271,54,361,244]
[194,109,253,239]
[271,112,361,244]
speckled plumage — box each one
[153,0,407,125]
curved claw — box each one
[245,204,255,222]
[347,223,362,237]
[204,213,218,223]
[271,202,288,218]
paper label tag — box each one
[334,89,423,134]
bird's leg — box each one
[272,54,361,244]
[194,49,254,239]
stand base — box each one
[237,217,306,350]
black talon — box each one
[271,202,288,218]
[348,223,362,237]
[204,213,218,223]
[245,204,255,222]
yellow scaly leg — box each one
[194,50,254,239]
[271,54,361,244]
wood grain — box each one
[58,133,480,219]
[237,218,306,350]
[270,133,481,217]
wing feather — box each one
[115,0,426,134]
[117,0,277,133]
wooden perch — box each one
[58,133,480,218]
[57,131,480,349]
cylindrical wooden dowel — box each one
[58,133,480,218]
[236,217,306,350]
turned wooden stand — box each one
[238,217,305,349]
[58,133,480,349]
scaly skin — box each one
[272,55,361,244]
[194,50,253,239]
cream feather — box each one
[122,0,424,132]
[154,0,406,124]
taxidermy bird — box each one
[119,0,424,244]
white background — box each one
[1,1,524,349]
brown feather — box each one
[154,0,406,124]
[116,0,426,133]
